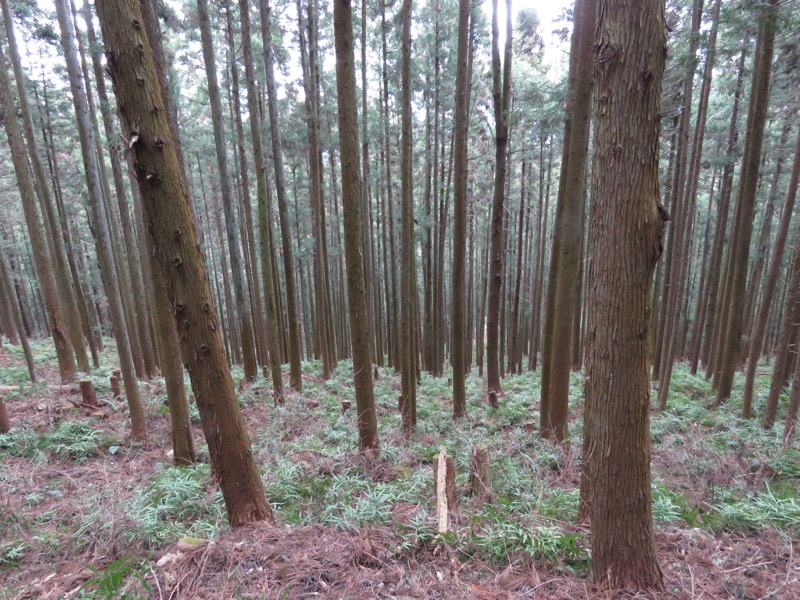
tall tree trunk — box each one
[197,0,258,383]
[238,0,284,401]
[80,0,156,378]
[485,0,512,395]
[55,0,146,436]
[97,0,272,526]
[713,0,779,407]
[584,0,666,589]
[656,0,706,410]
[0,43,77,383]
[399,0,417,433]
[260,0,303,391]
[702,43,747,376]
[332,0,379,450]
[744,125,800,417]
[1,0,90,374]
[541,0,595,440]
[451,0,471,418]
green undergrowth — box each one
[2,349,799,587]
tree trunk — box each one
[0,247,35,381]
[96,0,272,526]
[238,0,284,401]
[398,0,417,433]
[197,0,258,384]
[713,0,779,407]
[0,39,76,383]
[584,0,666,589]
[743,125,800,418]
[485,0,512,395]
[332,0,379,450]
[450,0,471,418]
[259,0,303,391]
[541,0,595,440]
[55,0,146,437]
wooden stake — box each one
[79,379,99,407]
[110,369,122,400]
[469,443,490,501]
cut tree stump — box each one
[110,370,122,400]
[488,389,498,408]
[0,396,10,433]
[469,443,491,501]
[342,399,351,413]
[79,379,100,407]
[433,448,455,533]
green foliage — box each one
[77,554,152,600]
[0,541,26,566]
[41,421,115,462]
[463,515,588,568]
[713,487,800,532]
[127,464,225,545]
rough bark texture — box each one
[55,0,145,437]
[332,0,379,450]
[96,0,272,526]
[584,0,666,590]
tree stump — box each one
[110,370,122,400]
[0,396,10,433]
[433,448,455,532]
[374,366,379,380]
[488,389,498,408]
[469,443,491,501]
[342,399,351,413]
[79,379,100,407]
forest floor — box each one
[1,342,799,599]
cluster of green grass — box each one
[0,420,119,463]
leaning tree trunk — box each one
[583,0,667,589]
[96,0,272,526]
[55,0,146,438]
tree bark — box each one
[713,0,779,407]
[96,0,272,525]
[584,0,666,589]
[0,38,76,383]
[332,0,379,450]
[259,0,303,391]
[743,125,800,418]
[450,0,471,418]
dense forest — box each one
[1,0,800,597]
